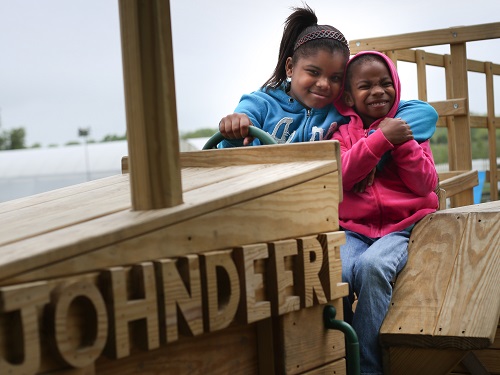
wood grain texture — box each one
[118,0,182,210]
[381,202,500,351]
[278,300,346,374]
[0,142,340,284]
[383,346,466,375]
[1,173,339,285]
[350,22,500,53]
[94,323,259,375]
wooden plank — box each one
[381,202,500,350]
[121,141,341,169]
[0,175,129,215]
[0,177,132,247]
[94,323,259,374]
[0,165,263,247]
[460,352,491,375]
[485,61,499,200]
[278,301,346,374]
[430,99,467,116]
[257,318,276,375]
[416,49,428,101]
[389,48,500,73]
[492,321,500,349]
[118,0,183,210]
[450,349,500,375]
[443,200,500,213]
[0,144,338,251]
[383,346,466,375]
[438,170,471,181]
[0,172,340,284]
[380,212,468,346]
[449,43,474,207]
[301,358,346,375]
[439,170,478,198]
[435,210,500,345]
[350,22,500,53]
[470,115,500,129]
[471,349,500,374]
[180,141,341,167]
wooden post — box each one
[118,0,183,210]
[415,49,428,101]
[448,42,474,206]
[485,62,498,201]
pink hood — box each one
[334,50,401,148]
[332,51,438,238]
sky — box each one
[0,0,499,147]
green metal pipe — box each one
[323,304,360,375]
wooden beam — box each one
[485,61,498,200]
[350,22,500,53]
[118,0,183,210]
[448,43,474,206]
[429,99,467,117]
[438,170,478,198]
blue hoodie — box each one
[218,83,348,147]
[219,83,437,147]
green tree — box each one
[101,133,127,142]
[180,128,218,139]
[0,127,26,150]
[9,128,26,149]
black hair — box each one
[262,4,350,90]
[344,54,388,91]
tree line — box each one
[0,126,127,151]
[1,125,498,166]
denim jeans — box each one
[340,229,410,375]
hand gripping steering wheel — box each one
[202,126,277,150]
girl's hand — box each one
[379,117,414,145]
[219,113,255,146]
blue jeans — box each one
[340,229,410,375]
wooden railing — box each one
[350,23,500,207]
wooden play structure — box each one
[0,2,498,374]
[349,24,500,375]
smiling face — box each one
[285,49,347,110]
[344,57,396,127]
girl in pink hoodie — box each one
[332,51,439,375]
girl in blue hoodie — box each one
[217,5,437,148]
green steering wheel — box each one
[202,126,277,150]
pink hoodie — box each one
[333,51,438,237]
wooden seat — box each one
[380,201,500,375]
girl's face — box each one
[344,59,396,126]
[285,49,346,110]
